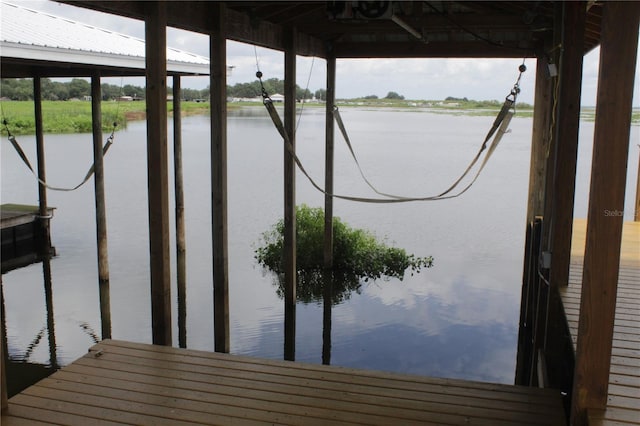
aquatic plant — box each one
[255,204,433,304]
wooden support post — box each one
[173,76,187,349]
[145,2,171,346]
[322,54,336,367]
[516,53,554,386]
[324,54,336,269]
[571,2,640,424]
[548,1,586,289]
[526,55,554,223]
[35,77,58,366]
[541,2,564,254]
[33,77,50,256]
[210,3,229,353]
[283,27,297,362]
[91,74,111,340]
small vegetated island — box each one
[255,204,434,304]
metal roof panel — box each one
[0,2,210,75]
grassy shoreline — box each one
[1,100,636,136]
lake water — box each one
[2,106,638,391]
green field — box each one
[0,100,209,135]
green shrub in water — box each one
[255,204,433,304]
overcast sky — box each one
[18,1,640,105]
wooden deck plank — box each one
[590,407,640,424]
[63,359,552,420]
[560,219,640,426]
[98,339,562,403]
[34,375,359,426]
[87,341,563,422]
[68,354,558,424]
[3,339,567,425]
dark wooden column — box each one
[515,51,556,386]
[322,53,337,366]
[145,1,171,346]
[91,74,111,340]
[210,2,230,353]
[540,2,564,254]
[173,76,187,349]
[525,55,554,223]
[548,1,586,288]
[571,2,640,424]
[34,77,50,256]
[324,54,336,269]
[283,27,297,362]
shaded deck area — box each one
[561,219,640,425]
[2,339,566,425]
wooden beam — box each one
[324,54,336,270]
[173,76,187,349]
[570,2,640,424]
[333,41,536,58]
[548,1,586,288]
[219,7,324,57]
[210,3,230,354]
[91,73,111,340]
[145,1,171,346]
[283,27,297,362]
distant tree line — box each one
[3,79,527,108]
[226,78,316,101]
[361,91,405,100]
[1,78,319,102]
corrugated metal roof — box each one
[0,1,210,75]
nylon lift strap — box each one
[258,66,522,203]
[4,120,116,192]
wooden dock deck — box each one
[1,203,55,273]
[561,219,640,426]
[2,339,567,425]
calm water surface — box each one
[2,107,638,390]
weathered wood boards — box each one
[561,220,640,426]
[2,339,567,425]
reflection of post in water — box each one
[322,271,333,365]
[42,255,58,369]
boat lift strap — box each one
[258,62,524,203]
[3,120,116,192]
